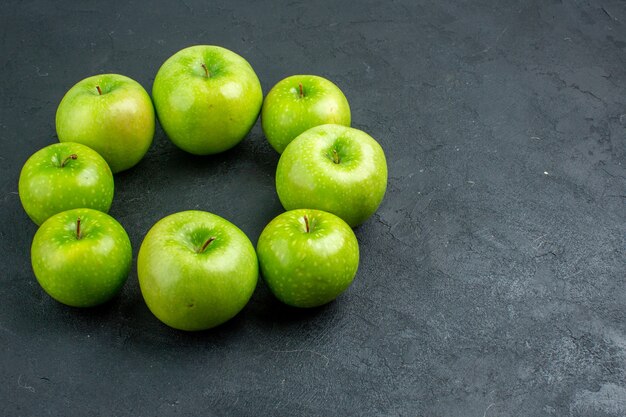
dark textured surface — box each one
[1,0,625,415]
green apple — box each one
[276,124,388,227]
[18,142,114,225]
[137,210,258,331]
[152,45,263,155]
[257,209,359,308]
[56,74,155,173]
[31,208,132,307]
[261,75,351,153]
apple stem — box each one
[304,214,310,233]
[201,63,210,78]
[76,217,82,240]
[60,154,78,167]
[96,85,102,95]
[299,83,304,98]
[198,236,216,253]
[332,149,340,164]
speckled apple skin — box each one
[137,210,258,331]
[152,45,263,155]
[18,142,114,225]
[261,75,351,153]
[56,74,155,173]
[31,208,132,307]
[257,209,359,308]
[276,124,388,227]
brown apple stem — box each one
[61,154,77,167]
[299,83,304,98]
[76,217,82,240]
[304,214,310,233]
[96,85,102,95]
[198,236,216,253]
[332,149,340,164]
[201,63,210,78]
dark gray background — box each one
[1,0,625,416]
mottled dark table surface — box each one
[1,1,625,416]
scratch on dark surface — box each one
[271,349,330,367]
[180,0,192,13]
[372,213,417,249]
[570,84,604,103]
[353,311,377,328]
[32,65,48,77]
[599,166,626,180]
[601,7,616,21]
[534,251,558,258]
[17,375,35,393]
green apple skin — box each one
[56,74,155,173]
[152,45,263,155]
[261,75,351,153]
[18,142,114,225]
[31,208,132,307]
[276,124,388,227]
[137,210,258,331]
[257,209,359,308]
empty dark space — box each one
[1,0,625,416]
